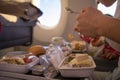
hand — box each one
[91,36,105,46]
[100,44,119,60]
[75,7,103,38]
[101,48,117,60]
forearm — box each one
[98,15,120,43]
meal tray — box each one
[58,56,96,78]
[0,51,39,73]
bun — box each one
[27,45,46,57]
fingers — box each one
[75,7,93,31]
[76,7,88,21]
[91,37,104,46]
[74,22,82,33]
[101,49,116,60]
[75,7,102,38]
[75,7,90,32]
[82,9,86,13]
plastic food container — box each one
[70,40,88,53]
[0,51,39,73]
[58,56,96,78]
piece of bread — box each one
[69,58,93,67]
[68,54,93,67]
[75,54,89,62]
[27,45,46,57]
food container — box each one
[0,51,39,73]
[58,56,96,78]
[70,40,88,53]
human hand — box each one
[91,36,105,47]
[100,44,119,60]
[80,35,104,47]
[101,48,117,60]
[75,7,103,38]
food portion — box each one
[61,54,93,68]
[0,51,40,74]
[0,52,35,65]
[0,56,25,65]
[0,55,34,65]
[27,45,46,57]
[70,40,87,51]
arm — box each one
[98,15,120,43]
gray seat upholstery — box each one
[94,57,118,72]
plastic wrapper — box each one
[46,45,65,69]
[39,55,58,79]
[51,37,71,54]
[43,63,58,79]
[38,43,68,79]
[30,65,43,75]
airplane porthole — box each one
[34,0,61,29]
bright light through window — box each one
[37,0,61,29]
[97,1,117,16]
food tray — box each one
[0,51,39,73]
[70,40,88,53]
[58,56,96,78]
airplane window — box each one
[97,1,117,16]
[35,0,61,29]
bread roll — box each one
[27,45,46,57]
